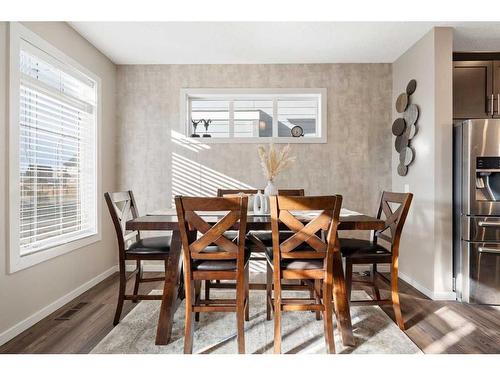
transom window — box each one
[181,89,327,143]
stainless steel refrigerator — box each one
[454,119,500,304]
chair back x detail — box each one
[271,195,342,262]
[175,195,249,262]
[373,191,413,254]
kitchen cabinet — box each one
[494,60,500,118]
[453,60,496,119]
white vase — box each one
[264,180,278,196]
[253,190,267,214]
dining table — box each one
[126,207,385,347]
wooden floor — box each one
[1,270,499,354]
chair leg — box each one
[345,259,353,305]
[113,262,127,326]
[322,278,336,354]
[245,263,250,322]
[266,262,272,321]
[273,273,282,354]
[391,266,405,330]
[204,280,210,301]
[184,278,195,354]
[132,260,142,303]
[236,271,246,354]
[194,280,201,322]
[371,264,381,300]
[314,280,322,320]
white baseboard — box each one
[0,265,118,347]
[352,265,455,301]
[398,271,456,301]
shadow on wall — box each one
[171,130,255,204]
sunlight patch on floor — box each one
[423,306,476,353]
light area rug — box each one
[91,275,422,354]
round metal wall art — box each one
[399,146,414,166]
[397,164,408,176]
[403,104,419,126]
[392,118,406,136]
[406,123,417,139]
[394,79,419,176]
[395,134,408,153]
[395,93,409,113]
[406,79,417,95]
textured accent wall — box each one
[116,64,392,217]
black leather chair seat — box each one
[339,238,391,259]
[216,231,239,241]
[126,236,171,255]
[193,246,252,271]
[250,231,294,247]
[264,247,324,270]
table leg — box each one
[332,249,355,347]
[155,230,183,345]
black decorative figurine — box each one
[202,119,212,137]
[191,119,201,137]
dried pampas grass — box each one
[258,144,295,181]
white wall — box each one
[0,22,118,345]
[392,27,454,300]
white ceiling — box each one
[69,22,500,65]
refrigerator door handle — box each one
[478,246,500,254]
[478,221,500,227]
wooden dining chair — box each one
[104,191,171,325]
[266,195,343,354]
[175,195,250,354]
[340,191,413,330]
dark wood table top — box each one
[126,208,385,231]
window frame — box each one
[180,88,327,143]
[8,22,102,273]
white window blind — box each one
[17,42,97,256]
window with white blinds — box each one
[10,26,99,263]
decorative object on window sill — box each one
[393,79,418,176]
[190,119,201,137]
[291,125,304,137]
[258,144,295,212]
[202,119,212,137]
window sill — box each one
[182,136,327,144]
[8,232,101,274]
